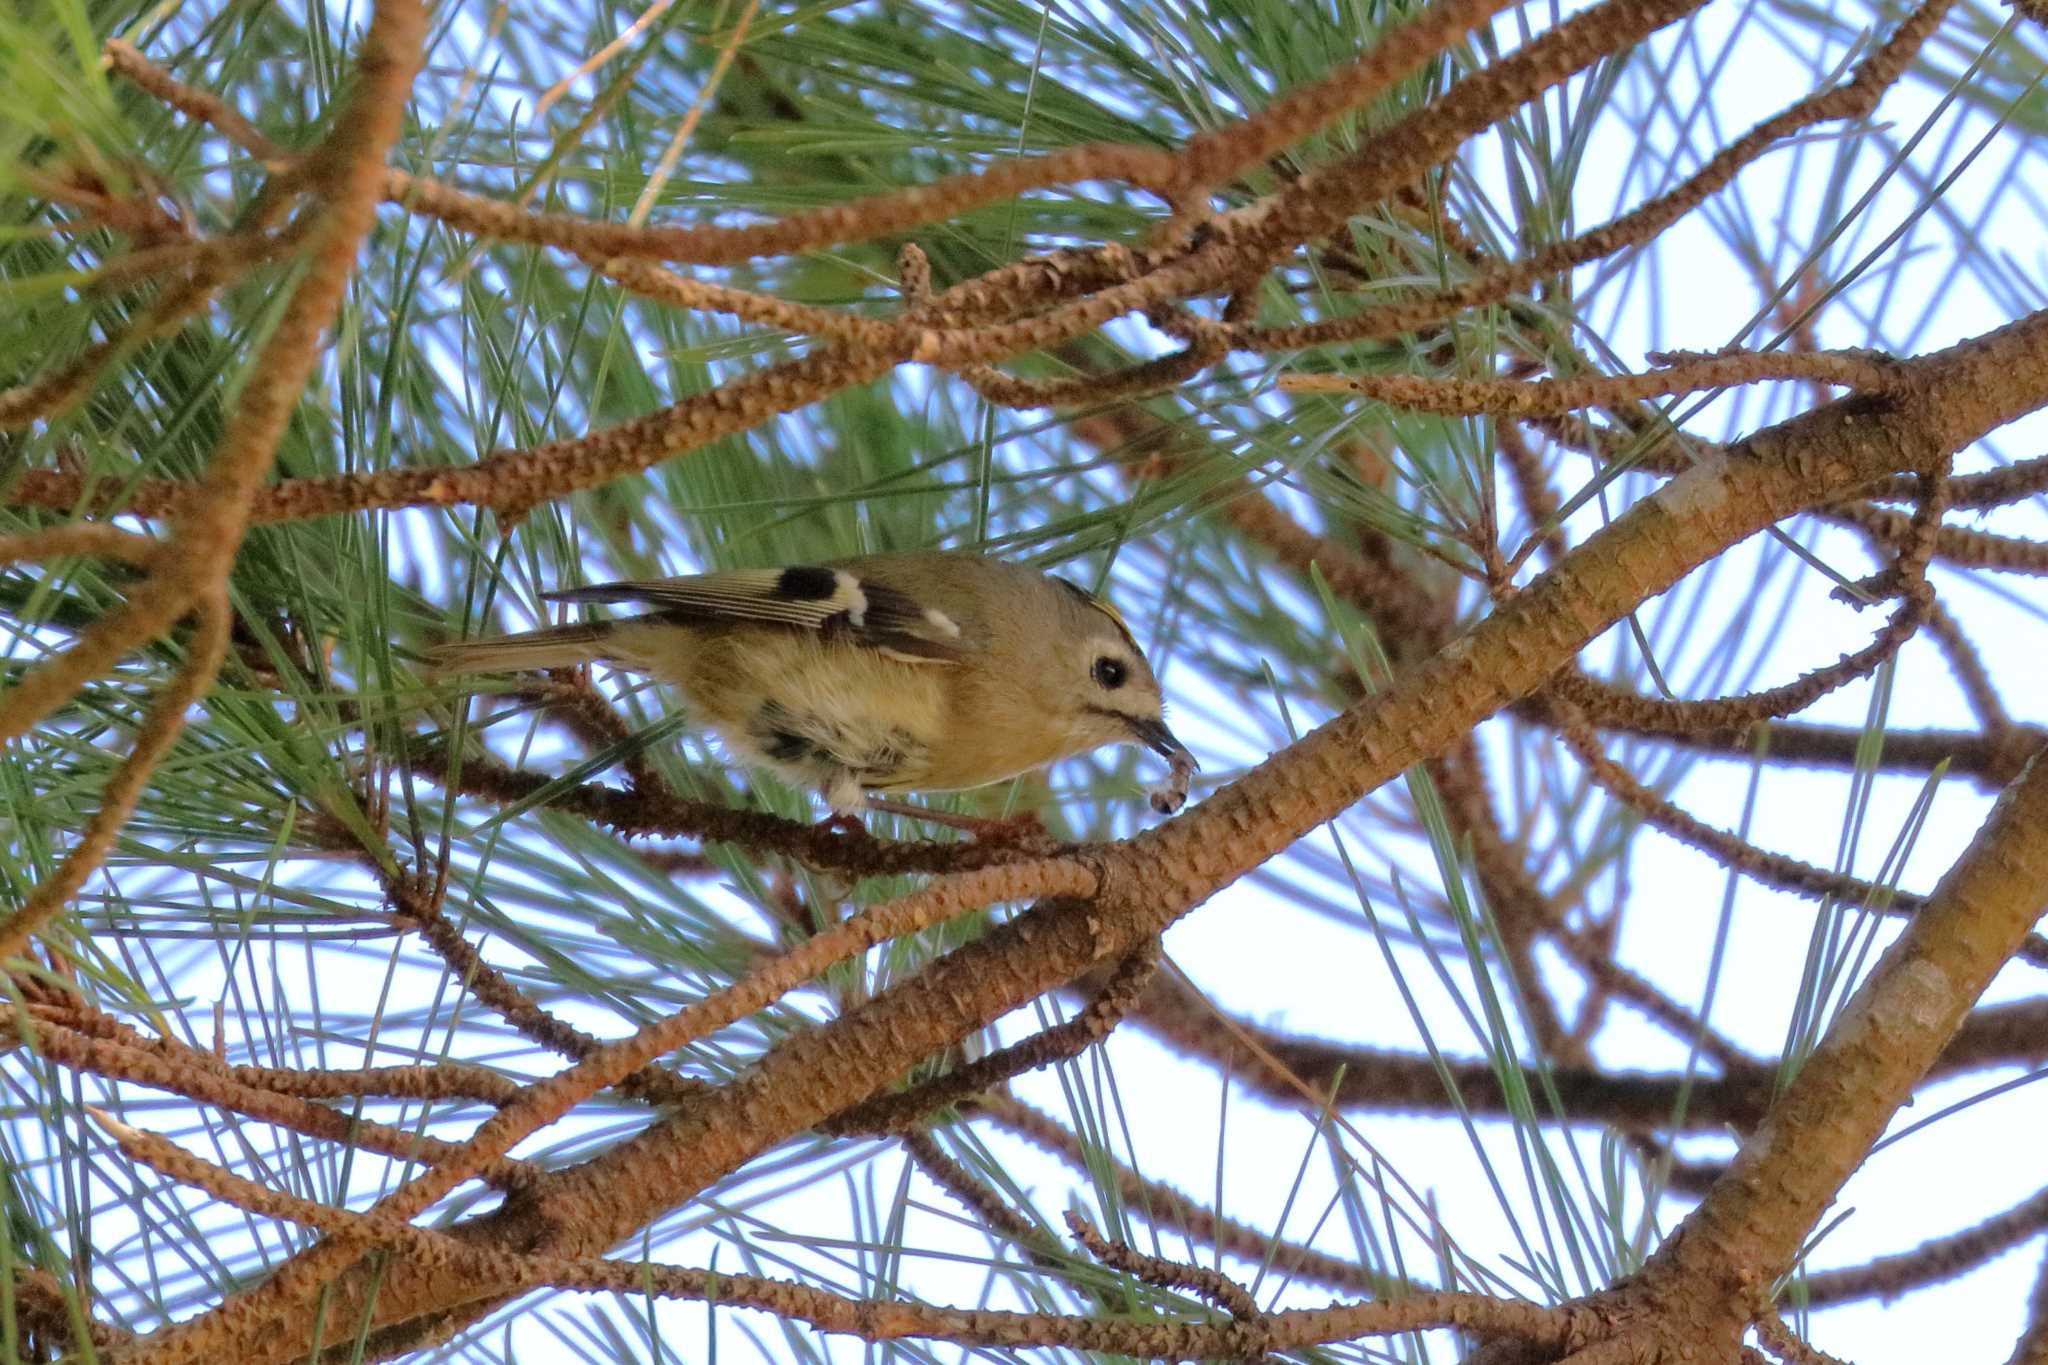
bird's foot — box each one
[958,809,1051,848]
[814,811,873,843]
[864,799,1052,848]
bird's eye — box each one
[1092,656,1128,690]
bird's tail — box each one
[424,622,614,676]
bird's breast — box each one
[662,629,952,787]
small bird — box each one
[427,551,1197,818]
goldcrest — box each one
[428,551,1197,816]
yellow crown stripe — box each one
[1089,595,1130,635]
[1052,575,1137,646]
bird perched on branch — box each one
[428,551,1197,819]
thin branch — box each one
[1278,348,1905,416]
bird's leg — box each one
[814,773,874,841]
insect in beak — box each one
[1125,716,1197,770]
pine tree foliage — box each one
[2,0,2047,1360]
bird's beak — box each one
[1125,716,1197,770]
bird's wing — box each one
[543,565,967,663]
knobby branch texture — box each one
[4,0,2047,1360]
